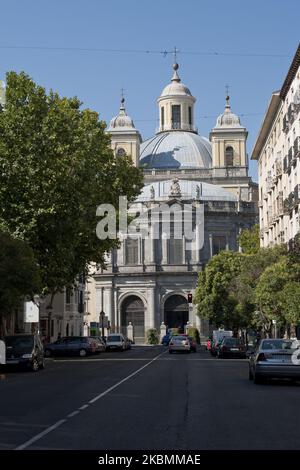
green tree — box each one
[238,224,260,254]
[195,251,243,329]
[0,231,41,336]
[0,72,143,297]
[229,245,286,330]
[254,259,290,336]
[281,282,300,338]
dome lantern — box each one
[156,62,197,134]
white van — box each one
[106,334,126,351]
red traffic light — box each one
[187,293,193,303]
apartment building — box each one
[252,43,300,247]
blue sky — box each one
[0,0,299,181]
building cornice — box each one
[251,92,281,161]
[280,43,300,100]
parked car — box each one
[44,336,100,357]
[249,339,300,384]
[90,336,106,352]
[169,335,191,354]
[105,334,127,351]
[4,334,45,371]
[217,337,246,358]
[161,334,171,346]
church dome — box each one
[139,131,212,169]
[107,97,136,131]
[215,95,242,128]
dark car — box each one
[161,334,171,346]
[217,337,246,359]
[4,334,45,371]
[44,336,99,357]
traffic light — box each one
[187,293,193,303]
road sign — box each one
[0,340,6,365]
[24,301,39,323]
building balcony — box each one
[283,191,295,214]
[294,137,300,159]
[276,159,283,176]
[282,114,290,134]
[277,192,284,215]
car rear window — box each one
[107,335,122,342]
[5,336,34,348]
[224,338,241,346]
[261,340,293,350]
[172,336,187,341]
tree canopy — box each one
[194,250,243,329]
[0,231,41,334]
[237,224,260,254]
[0,72,143,295]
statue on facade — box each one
[196,183,202,200]
[169,178,181,198]
[150,185,155,200]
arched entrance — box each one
[121,295,145,343]
[164,295,188,332]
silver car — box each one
[249,339,300,384]
[169,335,191,354]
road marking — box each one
[15,419,66,450]
[79,404,89,410]
[15,349,166,450]
[67,411,80,418]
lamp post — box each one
[99,310,105,338]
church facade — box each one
[89,62,258,342]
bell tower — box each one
[209,95,248,177]
[107,94,142,167]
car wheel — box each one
[44,349,52,357]
[31,359,39,372]
[79,349,87,357]
[248,367,254,380]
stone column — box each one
[195,224,201,263]
[149,224,156,264]
[160,322,167,342]
[162,235,168,264]
[209,233,213,259]
[127,322,134,341]
[114,289,118,332]
[147,287,156,330]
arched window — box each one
[225,146,234,166]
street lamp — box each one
[99,310,105,338]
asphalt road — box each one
[1,346,300,450]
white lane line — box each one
[15,349,166,450]
[15,420,66,450]
[67,411,80,418]
[79,404,89,410]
